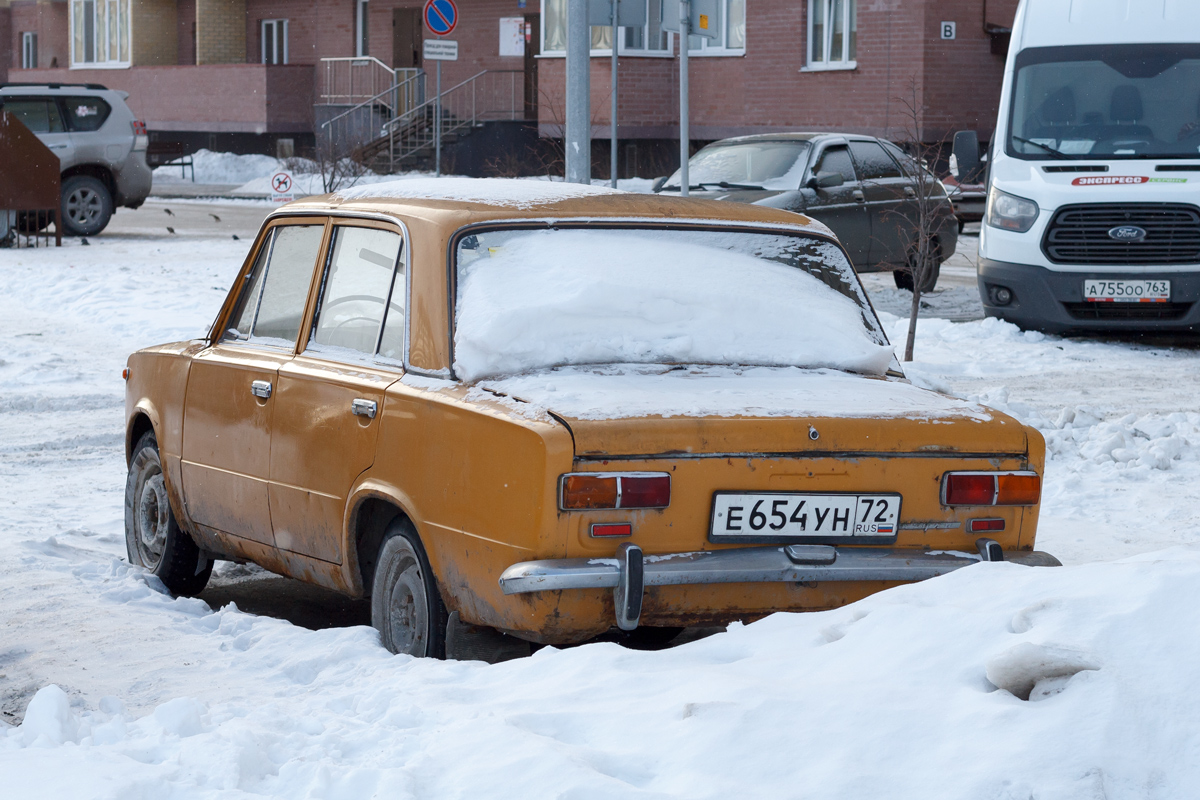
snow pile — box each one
[477,365,993,421]
[334,176,624,207]
[454,228,893,381]
[152,149,283,185]
[5,542,1200,797]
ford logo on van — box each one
[1108,225,1148,242]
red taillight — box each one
[943,472,1040,506]
[130,120,147,135]
[560,473,671,510]
[967,518,1005,533]
[590,523,632,537]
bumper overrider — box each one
[499,542,1061,631]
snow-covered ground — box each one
[2,205,1200,797]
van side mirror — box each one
[952,131,984,183]
[806,171,845,190]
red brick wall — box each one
[1,6,10,80]
[246,0,326,64]
[9,0,69,71]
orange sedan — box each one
[123,180,1057,659]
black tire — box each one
[60,175,113,236]
[893,246,942,293]
[124,432,213,596]
[371,519,448,658]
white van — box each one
[954,0,1200,333]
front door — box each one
[268,223,406,563]
[393,7,423,69]
[181,222,327,545]
[805,144,871,269]
[849,139,915,268]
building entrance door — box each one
[393,8,423,69]
[524,13,540,119]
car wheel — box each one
[371,519,448,658]
[893,243,942,293]
[124,432,213,596]
[60,175,113,236]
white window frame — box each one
[21,32,38,69]
[803,0,856,71]
[70,0,131,68]
[538,0,676,59]
[261,19,289,65]
[356,0,369,57]
[685,0,746,57]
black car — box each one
[655,133,959,291]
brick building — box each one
[1,0,1017,173]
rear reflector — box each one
[967,518,1005,533]
[560,473,671,510]
[943,472,1040,506]
[590,523,632,537]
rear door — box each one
[849,139,914,268]
[181,220,327,545]
[267,221,407,563]
[2,96,74,166]
[804,144,870,268]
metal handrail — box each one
[319,71,425,131]
[384,69,522,135]
[319,57,420,108]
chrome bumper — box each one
[498,542,1059,630]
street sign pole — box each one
[610,1,618,188]
[435,59,442,176]
[678,0,689,198]
[566,0,590,184]
[422,0,459,177]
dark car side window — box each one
[1,97,65,133]
[849,141,904,180]
[813,145,857,184]
[880,140,919,177]
[61,96,112,132]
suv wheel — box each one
[61,175,113,236]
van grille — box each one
[1042,203,1200,265]
[1062,301,1192,321]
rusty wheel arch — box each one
[127,411,154,466]
[348,494,415,597]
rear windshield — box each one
[453,226,893,382]
[61,96,112,132]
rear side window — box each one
[849,141,904,180]
[223,224,325,347]
[60,96,112,132]
[813,146,857,184]
[310,226,404,355]
[1,97,65,133]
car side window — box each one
[813,146,857,184]
[880,140,919,177]
[61,96,112,132]
[3,98,65,134]
[310,226,404,356]
[223,224,324,347]
[849,141,904,180]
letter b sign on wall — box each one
[941,21,956,40]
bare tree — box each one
[888,78,952,362]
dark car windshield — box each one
[1008,44,1200,159]
[664,141,811,190]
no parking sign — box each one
[424,0,458,35]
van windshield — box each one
[1008,44,1200,159]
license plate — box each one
[709,493,902,542]
[1083,279,1170,302]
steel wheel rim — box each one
[66,188,102,225]
[387,557,428,656]
[135,468,169,569]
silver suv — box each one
[0,83,152,236]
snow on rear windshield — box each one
[453,227,893,382]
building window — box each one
[686,0,745,56]
[806,0,856,70]
[21,32,38,69]
[541,0,674,57]
[356,0,369,57]
[71,0,130,67]
[262,19,288,65]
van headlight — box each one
[986,187,1039,232]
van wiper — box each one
[701,181,767,190]
[1012,136,1069,159]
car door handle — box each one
[852,190,865,202]
[904,186,916,197]
[251,380,273,399]
[351,398,377,419]
[49,143,69,150]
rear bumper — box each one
[496,542,1060,597]
[979,258,1200,333]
